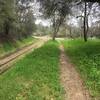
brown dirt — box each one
[60,45,91,100]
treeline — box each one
[38,0,100,41]
[0,0,36,41]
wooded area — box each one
[0,0,36,42]
[0,0,100,41]
[38,0,100,41]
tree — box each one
[0,0,36,40]
[75,1,96,41]
[16,0,35,38]
[38,0,72,40]
[0,0,15,36]
[38,0,100,41]
[24,9,36,37]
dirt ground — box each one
[60,45,91,100]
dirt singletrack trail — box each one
[0,36,50,74]
[59,45,91,100]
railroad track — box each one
[0,39,48,74]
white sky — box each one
[31,1,51,27]
[35,19,51,27]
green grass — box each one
[0,37,36,58]
[62,39,100,99]
[0,41,63,100]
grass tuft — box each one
[0,37,36,58]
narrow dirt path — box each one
[0,37,49,74]
[60,45,91,100]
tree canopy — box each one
[38,0,100,41]
[0,0,36,41]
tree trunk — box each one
[52,32,56,41]
[70,27,72,38]
[86,16,89,34]
[83,1,87,42]
[4,22,9,35]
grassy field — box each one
[62,39,100,99]
[0,41,63,100]
[0,37,36,58]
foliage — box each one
[38,0,73,40]
[0,0,15,34]
[63,39,100,99]
[0,0,36,40]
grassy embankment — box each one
[62,39,100,99]
[0,41,64,100]
[0,37,37,58]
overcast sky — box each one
[31,1,51,27]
